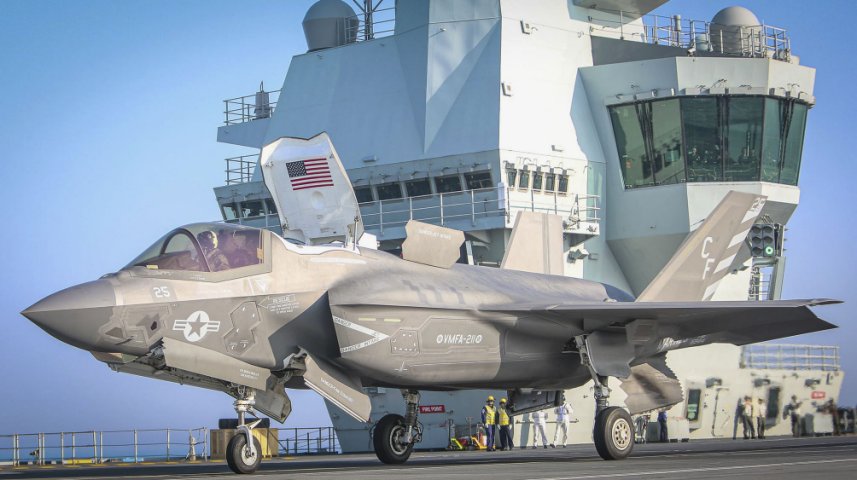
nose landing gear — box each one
[227,387,263,474]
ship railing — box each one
[346,3,396,42]
[741,344,841,372]
[225,154,259,184]
[276,427,340,456]
[0,427,209,467]
[223,89,280,125]
[587,12,791,61]
[509,191,601,235]
[360,187,504,233]
[359,186,600,235]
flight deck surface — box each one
[3,435,855,480]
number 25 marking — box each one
[153,286,172,298]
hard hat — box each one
[486,395,495,402]
[500,398,507,403]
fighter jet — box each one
[22,133,839,474]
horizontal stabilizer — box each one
[501,212,564,275]
[302,353,371,423]
[639,191,766,302]
[621,354,684,415]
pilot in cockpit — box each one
[197,230,231,272]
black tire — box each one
[593,407,634,460]
[373,414,414,464]
[226,434,262,474]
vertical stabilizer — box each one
[501,212,564,275]
[637,191,766,302]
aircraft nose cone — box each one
[22,279,116,351]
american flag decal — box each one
[286,158,334,191]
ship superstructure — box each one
[213,0,843,450]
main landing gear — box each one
[373,390,423,464]
[227,387,263,474]
[575,336,634,461]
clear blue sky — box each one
[0,0,854,434]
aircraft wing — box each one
[485,299,839,350]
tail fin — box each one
[637,191,766,302]
[500,212,564,275]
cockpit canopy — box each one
[126,223,264,272]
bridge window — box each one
[354,186,374,203]
[264,199,278,215]
[609,95,808,189]
[558,175,569,193]
[532,172,543,190]
[464,171,492,190]
[651,99,685,185]
[240,200,264,218]
[221,203,239,221]
[506,169,517,186]
[435,175,462,193]
[376,182,403,200]
[545,173,556,191]
[405,179,431,197]
[518,170,530,189]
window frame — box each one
[609,95,809,189]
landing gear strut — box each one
[373,390,422,464]
[227,387,263,474]
[575,336,634,460]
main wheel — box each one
[373,414,414,464]
[593,407,634,460]
[226,433,262,474]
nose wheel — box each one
[226,433,262,474]
[227,387,264,474]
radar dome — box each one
[302,0,359,52]
[710,6,762,56]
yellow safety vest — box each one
[483,405,497,425]
[498,407,510,426]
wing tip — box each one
[806,298,843,307]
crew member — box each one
[742,396,755,439]
[755,398,766,439]
[828,398,841,436]
[657,409,669,442]
[498,398,514,451]
[531,410,548,449]
[197,230,231,271]
[551,401,573,447]
[481,396,497,451]
[785,395,803,437]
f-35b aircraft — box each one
[23,133,838,473]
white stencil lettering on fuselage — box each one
[333,315,389,353]
[173,311,220,343]
[435,334,484,345]
[266,294,300,314]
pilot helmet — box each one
[197,230,218,250]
